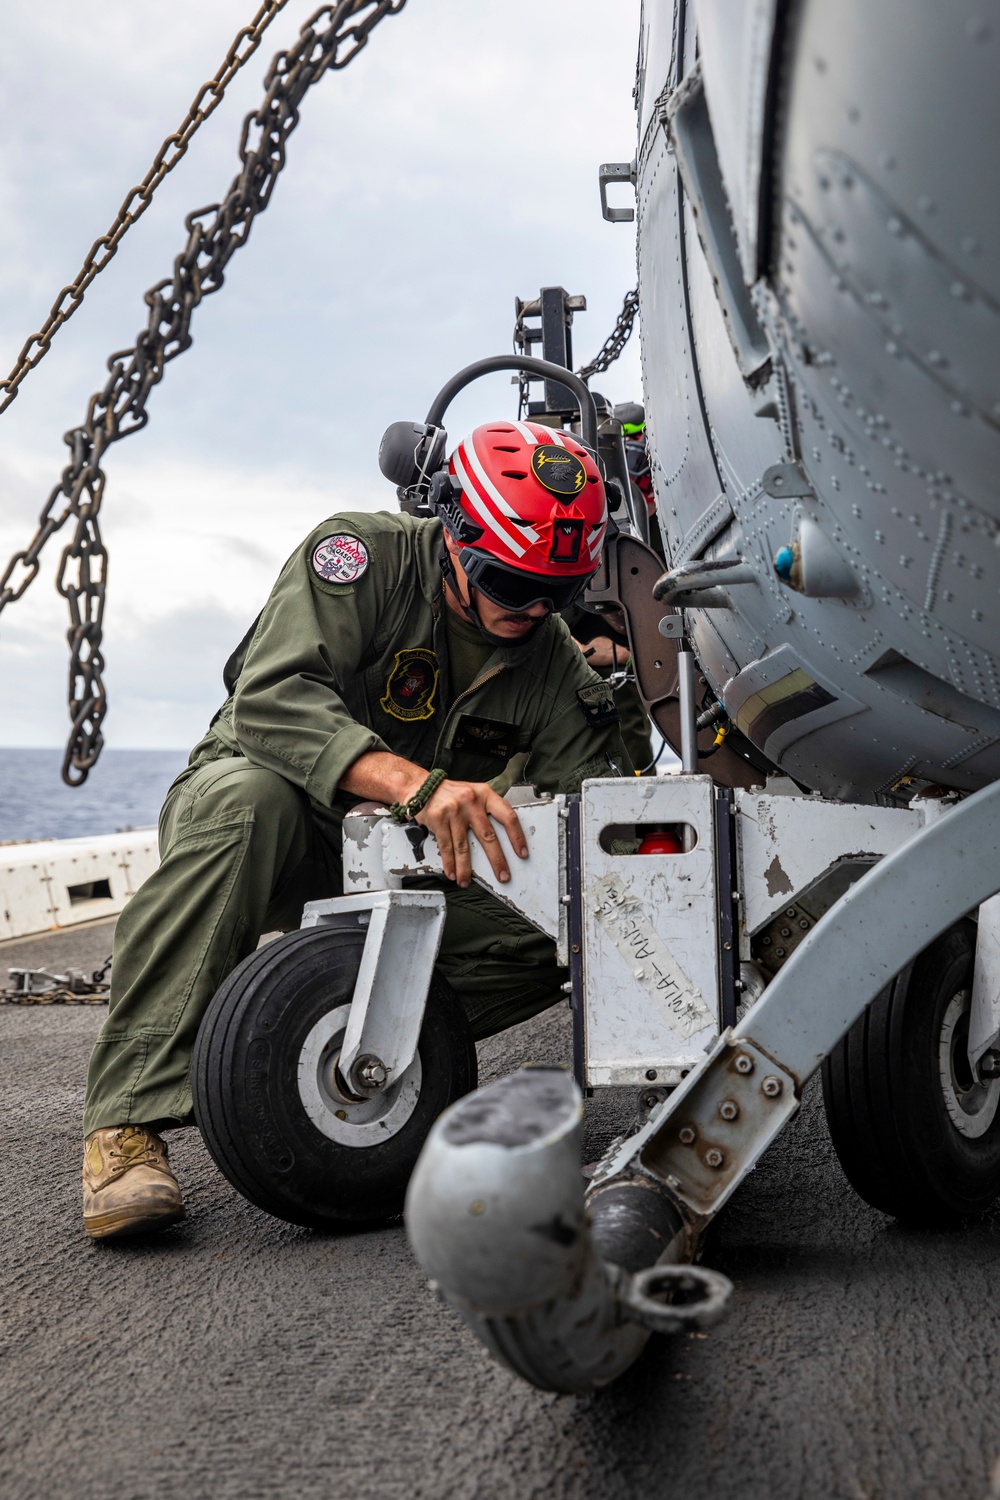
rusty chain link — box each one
[0,954,112,1006]
[0,0,293,414]
[577,286,639,383]
[0,0,407,786]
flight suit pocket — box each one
[448,713,525,782]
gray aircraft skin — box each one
[635,0,1000,804]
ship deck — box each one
[3,920,1000,1499]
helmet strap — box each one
[440,549,542,649]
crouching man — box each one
[81,419,629,1238]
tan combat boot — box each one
[82,1124,185,1240]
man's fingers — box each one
[433,820,456,882]
[469,812,511,884]
[488,797,529,859]
[451,820,473,888]
[418,781,528,884]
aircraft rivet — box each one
[762,1076,783,1098]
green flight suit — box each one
[83,510,631,1135]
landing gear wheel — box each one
[821,919,1000,1223]
[192,921,477,1230]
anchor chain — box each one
[0,0,407,786]
[577,286,639,383]
[0,0,294,414]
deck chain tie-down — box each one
[0,0,407,787]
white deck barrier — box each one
[0,830,160,942]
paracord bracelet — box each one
[389,767,447,825]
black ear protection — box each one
[377,356,602,515]
[377,421,449,507]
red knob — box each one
[637,828,684,854]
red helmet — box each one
[434,420,608,611]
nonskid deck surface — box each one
[4,925,1000,1500]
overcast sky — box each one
[0,0,643,752]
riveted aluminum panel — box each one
[636,0,680,152]
[635,0,1000,802]
[691,0,780,283]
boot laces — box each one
[111,1125,163,1169]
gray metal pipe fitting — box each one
[405,1067,733,1394]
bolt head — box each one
[719,1100,739,1121]
[705,1148,725,1168]
[734,1054,754,1074]
[354,1054,388,1091]
[678,1125,696,1145]
[762,1075,783,1098]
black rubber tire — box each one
[192,921,477,1230]
[821,919,1000,1223]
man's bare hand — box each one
[339,751,528,889]
[417,779,528,888]
[573,634,622,670]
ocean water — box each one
[0,748,189,843]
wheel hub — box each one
[297,1004,422,1146]
[938,988,1000,1140]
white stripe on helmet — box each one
[453,446,527,558]
[465,431,541,543]
[587,504,609,556]
[521,421,566,448]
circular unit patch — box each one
[312,533,369,584]
[530,444,587,499]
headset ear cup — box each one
[378,421,426,486]
[378,422,448,488]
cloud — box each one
[0,0,643,747]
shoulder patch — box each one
[312,533,369,584]
[576,681,620,729]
